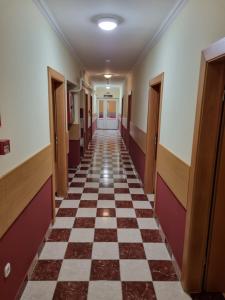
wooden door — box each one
[85,93,88,149]
[204,86,225,291]
[48,67,68,204]
[90,95,93,137]
[127,94,132,149]
[52,81,59,192]
[121,97,124,137]
[144,75,163,194]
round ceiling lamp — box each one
[106,85,111,89]
[98,17,118,31]
[104,74,112,79]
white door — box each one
[97,99,118,129]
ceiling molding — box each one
[33,0,84,68]
[132,0,188,70]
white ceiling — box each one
[41,0,182,75]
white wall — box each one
[0,1,82,176]
[132,0,225,164]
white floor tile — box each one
[144,243,171,260]
[120,260,152,281]
[69,187,83,194]
[60,200,80,208]
[58,259,91,281]
[69,228,94,242]
[147,194,155,201]
[118,229,142,243]
[153,282,191,300]
[81,194,98,200]
[20,281,56,300]
[53,217,74,229]
[99,188,114,194]
[116,208,136,218]
[76,208,97,217]
[97,200,115,208]
[130,188,144,195]
[39,242,67,259]
[137,218,158,229]
[133,201,152,209]
[84,182,99,188]
[115,194,132,201]
[92,242,119,259]
[88,281,122,300]
[95,217,117,228]
[72,177,86,183]
[114,183,129,188]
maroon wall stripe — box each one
[129,134,146,183]
[0,177,52,300]
[155,174,186,268]
[68,140,80,168]
[121,124,145,183]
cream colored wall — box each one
[96,87,120,99]
[0,1,82,176]
[132,0,225,164]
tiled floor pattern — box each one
[21,130,221,300]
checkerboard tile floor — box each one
[21,130,192,300]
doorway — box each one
[47,67,68,212]
[84,93,89,150]
[144,73,164,194]
[97,99,118,129]
[126,93,132,149]
[90,95,93,137]
[182,37,225,293]
[121,96,124,136]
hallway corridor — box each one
[21,130,190,300]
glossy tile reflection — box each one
[21,130,193,300]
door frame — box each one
[182,37,225,292]
[144,73,164,194]
[47,67,68,220]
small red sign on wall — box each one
[0,139,10,155]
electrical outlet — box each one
[4,263,11,278]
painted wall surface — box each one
[132,0,225,164]
[96,87,121,99]
[0,1,82,176]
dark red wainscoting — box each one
[128,134,146,183]
[0,177,52,300]
[68,140,80,169]
[155,174,186,268]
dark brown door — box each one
[85,93,88,150]
[127,94,132,149]
[90,95,93,137]
[121,97,124,137]
[205,86,225,291]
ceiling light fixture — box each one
[98,17,118,31]
[106,86,111,89]
[104,74,112,79]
